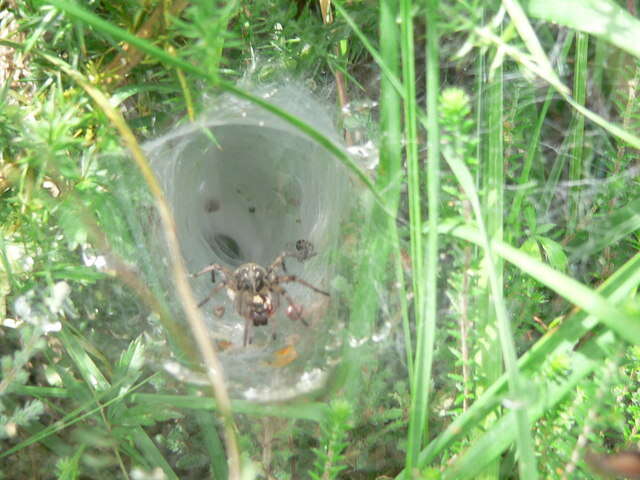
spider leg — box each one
[268,240,317,275]
[270,314,278,341]
[271,285,309,327]
[191,263,233,281]
[193,264,233,308]
[243,316,252,346]
[277,275,330,296]
[197,282,226,308]
[268,252,289,273]
[268,246,314,274]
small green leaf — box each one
[536,236,568,273]
[117,404,182,428]
[57,200,88,250]
[55,445,84,480]
[114,337,146,392]
[519,237,541,261]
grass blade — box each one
[525,0,640,60]
[442,329,614,479]
[442,138,537,477]
[567,32,588,231]
[402,0,427,472]
[445,223,640,344]
[503,0,567,94]
[403,228,640,473]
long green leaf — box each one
[474,24,640,151]
[524,0,640,60]
[571,196,640,259]
[402,0,427,470]
[567,32,588,231]
[503,0,567,94]
[442,329,615,479]
[442,145,537,477]
[447,223,640,344]
[130,393,328,422]
[396,234,640,476]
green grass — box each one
[2,1,640,479]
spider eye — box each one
[254,269,266,289]
[236,270,252,290]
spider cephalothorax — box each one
[234,263,268,292]
[193,240,329,346]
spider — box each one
[192,240,329,346]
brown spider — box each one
[192,240,329,346]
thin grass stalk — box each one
[170,44,196,121]
[334,5,533,474]
[379,0,411,376]
[506,87,552,239]
[491,63,537,480]
[477,33,505,479]
[440,332,609,479]
[130,393,328,422]
[567,32,588,232]
[320,0,352,146]
[541,43,576,214]
[378,0,403,244]
[422,0,440,449]
[336,0,404,403]
[473,43,495,471]
[444,106,539,479]
[1,372,161,460]
[604,65,640,275]
[406,240,640,473]
[402,0,426,473]
[486,32,538,480]
[194,407,229,479]
[459,232,472,412]
[502,0,566,93]
[38,53,242,480]
[506,28,575,238]
[485,33,504,388]
[472,26,640,150]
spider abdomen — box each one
[248,293,277,326]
